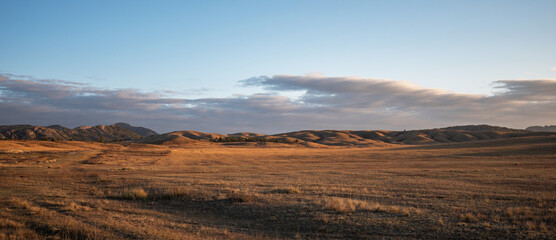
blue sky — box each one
[1,1,555,133]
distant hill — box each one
[526,125,556,132]
[139,124,556,147]
[439,124,525,132]
[137,131,227,145]
[114,122,158,137]
[0,123,146,141]
[269,128,532,146]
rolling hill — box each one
[139,124,556,147]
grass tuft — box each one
[8,198,44,214]
[460,213,478,223]
[438,217,444,226]
[319,197,418,215]
[118,188,148,200]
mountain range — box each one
[1,123,555,146]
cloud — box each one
[1,74,555,133]
[552,67,556,72]
[493,79,556,101]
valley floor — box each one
[0,137,555,239]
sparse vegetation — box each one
[0,137,555,239]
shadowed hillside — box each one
[114,122,158,137]
[136,131,227,145]
[0,123,157,142]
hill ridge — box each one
[0,122,157,141]
[138,124,554,147]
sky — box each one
[1,0,555,134]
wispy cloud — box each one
[1,74,555,133]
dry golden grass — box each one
[0,218,24,228]
[0,136,555,239]
[460,213,479,223]
[319,197,420,216]
[118,188,149,200]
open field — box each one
[1,136,555,239]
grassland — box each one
[0,136,555,239]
